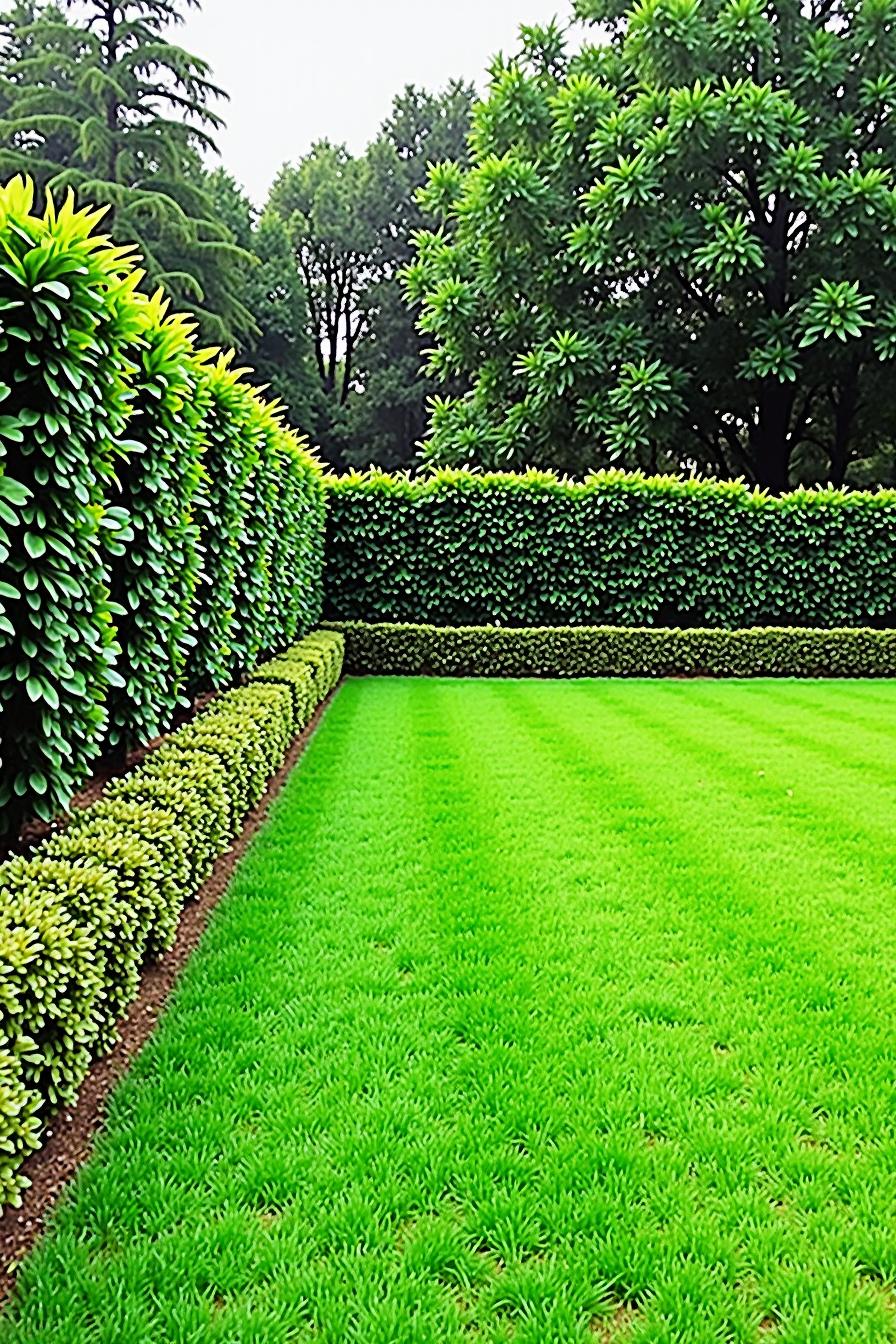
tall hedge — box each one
[324,469,896,629]
[0,178,326,839]
[0,179,140,828]
[104,293,208,753]
[185,358,325,693]
[186,355,263,693]
[268,428,327,648]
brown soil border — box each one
[0,688,338,1307]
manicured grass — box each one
[4,677,896,1343]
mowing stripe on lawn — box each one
[2,678,896,1344]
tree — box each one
[0,0,253,345]
[269,83,474,469]
[342,82,474,470]
[407,11,896,489]
[207,170,321,433]
[268,142,389,411]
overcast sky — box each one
[180,0,570,202]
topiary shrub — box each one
[0,1047,41,1208]
[0,858,105,1104]
[106,766,228,888]
[249,658,317,736]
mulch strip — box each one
[0,690,336,1307]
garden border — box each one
[0,689,338,1307]
[325,621,896,679]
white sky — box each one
[180,0,572,202]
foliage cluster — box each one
[324,469,896,629]
[407,9,896,488]
[0,177,326,838]
[0,629,344,1207]
[268,82,474,467]
[0,0,254,347]
[328,620,896,680]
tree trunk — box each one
[750,380,796,493]
[828,367,859,487]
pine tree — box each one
[0,0,253,344]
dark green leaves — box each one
[323,470,896,630]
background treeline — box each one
[1,0,895,487]
[0,0,473,472]
[0,177,326,840]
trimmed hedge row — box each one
[0,178,326,838]
[0,630,344,1208]
[323,469,896,630]
[326,622,896,679]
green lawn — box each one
[5,677,896,1344]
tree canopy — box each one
[208,169,321,430]
[0,0,253,345]
[407,6,896,489]
[267,82,474,468]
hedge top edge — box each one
[325,465,896,509]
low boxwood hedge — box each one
[325,622,896,680]
[0,629,344,1209]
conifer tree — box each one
[0,0,253,344]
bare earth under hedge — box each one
[3,677,896,1343]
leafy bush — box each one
[0,858,107,1105]
[324,470,896,629]
[107,767,227,888]
[0,1048,40,1208]
[267,429,327,650]
[104,293,208,753]
[0,176,328,839]
[0,629,344,1207]
[249,629,343,734]
[249,657,318,737]
[327,621,896,680]
[154,683,293,825]
[0,177,141,834]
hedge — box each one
[0,178,141,833]
[0,629,344,1208]
[104,293,208,753]
[0,178,327,838]
[326,622,896,679]
[323,469,896,629]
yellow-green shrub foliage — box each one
[0,630,345,1207]
[0,858,106,1104]
[106,768,227,888]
